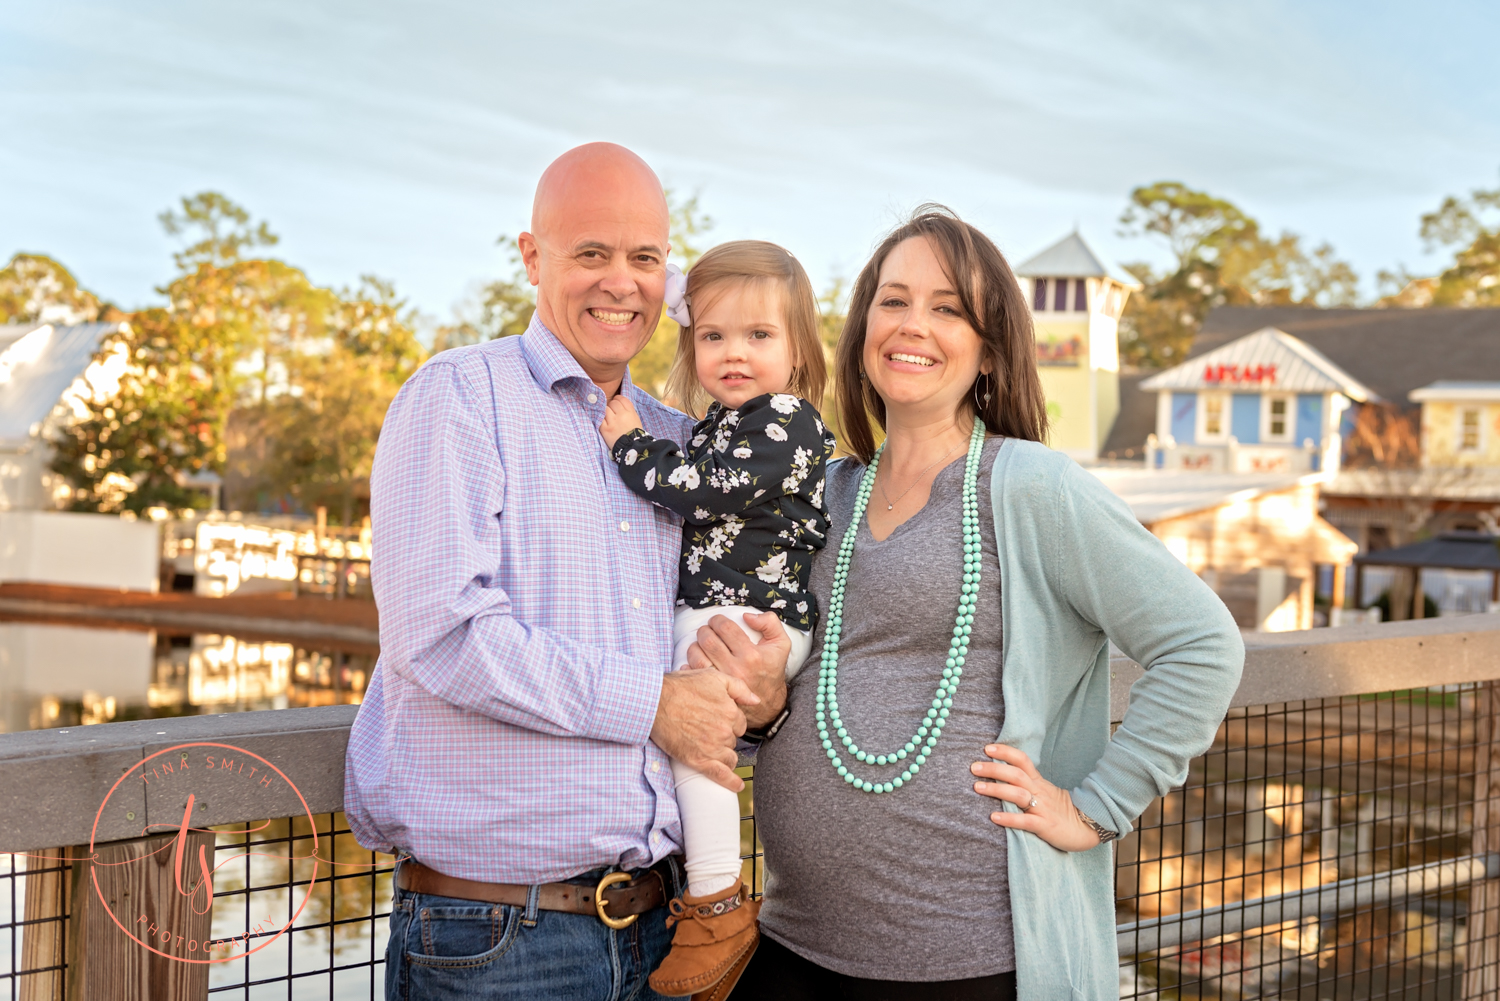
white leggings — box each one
[669,604,812,898]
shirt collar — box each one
[521,313,646,398]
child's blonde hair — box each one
[665,240,827,417]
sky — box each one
[3,0,1498,329]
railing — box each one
[2,614,1499,999]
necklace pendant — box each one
[887,503,893,510]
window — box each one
[1073,279,1088,312]
[1200,393,1227,440]
[1033,278,1048,311]
[1054,278,1069,312]
[1264,395,1291,441]
[1460,407,1481,450]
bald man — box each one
[344,143,790,1000]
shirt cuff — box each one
[610,428,655,463]
[585,653,664,745]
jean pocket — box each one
[409,899,520,969]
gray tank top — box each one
[754,437,1015,980]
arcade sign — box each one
[1203,363,1277,385]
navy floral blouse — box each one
[610,393,837,633]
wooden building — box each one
[1090,469,1357,631]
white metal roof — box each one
[1138,326,1373,400]
[1409,381,1500,402]
[1013,232,1142,289]
[0,322,123,442]
[1088,468,1317,523]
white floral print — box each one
[667,464,701,490]
[607,392,838,632]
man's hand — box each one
[685,611,791,729]
[600,395,643,450]
[652,669,759,792]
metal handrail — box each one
[1118,853,1500,955]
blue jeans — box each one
[384,856,682,1001]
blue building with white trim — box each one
[1139,327,1372,476]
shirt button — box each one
[619,520,630,532]
[632,597,642,609]
[651,761,660,773]
[587,393,598,404]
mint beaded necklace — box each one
[815,418,986,794]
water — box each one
[0,621,371,733]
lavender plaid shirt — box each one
[343,316,695,883]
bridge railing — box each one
[2,613,1498,1000]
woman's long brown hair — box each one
[835,205,1048,463]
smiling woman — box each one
[735,206,1244,1001]
[835,204,1047,465]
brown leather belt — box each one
[396,859,669,928]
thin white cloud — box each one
[1,0,1496,314]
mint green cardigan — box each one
[989,439,1243,1000]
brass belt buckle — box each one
[594,871,638,929]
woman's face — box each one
[862,236,990,425]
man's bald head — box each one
[531,142,668,239]
[518,143,672,395]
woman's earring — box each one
[974,373,993,408]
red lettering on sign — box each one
[1202,363,1277,385]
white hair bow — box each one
[665,262,691,327]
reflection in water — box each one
[0,622,371,733]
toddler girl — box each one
[599,240,835,997]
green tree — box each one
[433,235,534,351]
[159,191,280,272]
[54,194,342,513]
[666,188,714,268]
[1418,175,1500,306]
[1117,182,1359,367]
[50,307,232,512]
[260,277,425,524]
[0,253,104,324]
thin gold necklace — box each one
[877,437,962,512]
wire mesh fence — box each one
[0,814,397,1001]
[2,685,1497,999]
[1116,684,1496,1000]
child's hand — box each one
[600,394,643,450]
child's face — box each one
[692,281,796,411]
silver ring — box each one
[1025,795,1038,811]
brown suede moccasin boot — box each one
[647,881,760,999]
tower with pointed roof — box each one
[1014,232,1142,460]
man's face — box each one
[520,171,669,391]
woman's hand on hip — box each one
[971,744,1105,853]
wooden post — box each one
[1464,681,1500,1000]
[1331,563,1346,611]
[20,849,74,1001]
[67,830,215,1001]
[1413,568,1426,620]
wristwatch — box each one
[1076,807,1118,844]
[740,705,791,746]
